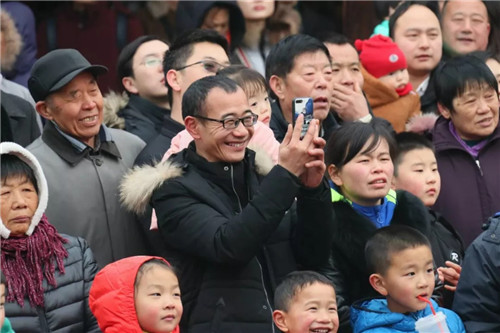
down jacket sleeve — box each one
[152,164,302,265]
[79,237,100,332]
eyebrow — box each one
[221,110,253,118]
[332,62,359,67]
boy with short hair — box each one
[351,225,465,333]
[273,271,339,333]
[393,132,465,308]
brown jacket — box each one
[362,66,421,133]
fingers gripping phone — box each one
[292,97,314,139]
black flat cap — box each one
[28,49,108,102]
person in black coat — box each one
[120,75,333,333]
[1,90,40,146]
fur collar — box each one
[102,90,128,129]
[120,147,275,215]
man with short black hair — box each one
[27,48,147,267]
[266,34,333,142]
[121,75,333,332]
[135,29,231,166]
[115,35,170,143]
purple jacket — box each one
[432,116,500,246]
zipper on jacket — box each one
[475,159,484,176]
[256,259,276,333]
[230,164,243,212]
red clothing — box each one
[89,256,180,333]
[36,2,144,93]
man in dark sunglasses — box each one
[121,75,333,333]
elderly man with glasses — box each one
[121,74,333,333]
[135,29,230,166]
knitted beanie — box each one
[355,34,407,78]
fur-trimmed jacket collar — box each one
[120,144,275,215]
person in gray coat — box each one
[0,142,99,333]
[26,49,148,267]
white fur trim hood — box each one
[0,142,49,239]
[120,147,275,215]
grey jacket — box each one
[27,122,148,267]
[6,235,100,333]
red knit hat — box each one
[355,34,407,78]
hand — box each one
[299,136,326,188]
[437,261,462,292]
[279,115,319,178]
[331,82,370,121]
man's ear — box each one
[166,69,181,93]
[269,75,286,101]
[122,76,139,95]
[35,101,53,121]
[184,116,201,140]
[369,273,388,296]
[437,103,451,119]
[272,310,289,332]
[328,164,343,187]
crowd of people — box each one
[1,1,500,333]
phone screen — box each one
[292,97,314,139]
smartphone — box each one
[292,97,314,139]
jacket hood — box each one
[351,298,439,332]
[120,146,274,215]
[0,142,48,239]
[89,255,180,333]
[175,1,245,50]
[102,90,128,129]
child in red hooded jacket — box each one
[89,256,182,333]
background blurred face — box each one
[0,284,5,328]
[128,40,169,100]
[237,0,275,21]
[394,148,441,207]
[442,82,499,140]
[280,283,339,333]
[176,42,230,99]
[485,58,500,96]
[325,43,364,90]
[201,7,230,37]
[1,176,38,237]
[135,266,183,333]
[195,87,254,163]
[43,72,103,147]
[393,5,442,77]
[329,138,393,207]
[378,69,410,91]
[442,0,490,55]
[279,51,333,121]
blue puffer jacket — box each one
[351,298,465,333]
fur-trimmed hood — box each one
[120,147,275,215]
[0,142,48,239]
[102,90,128,129]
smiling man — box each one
[120,75,333,332]
[26,49,148,267]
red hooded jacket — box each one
[89,256,180,333]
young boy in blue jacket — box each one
[350,225,464,333]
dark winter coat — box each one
[432,116,500,246]
[120,144,333,333]
[453,213,500,333]
[320,190,431,333]
[1,91,40,146]
[117,94,168,144]
[6,235,100,333]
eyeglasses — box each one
[176,59,226,73]
[194,113,258,129]
[139,57,163,68]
